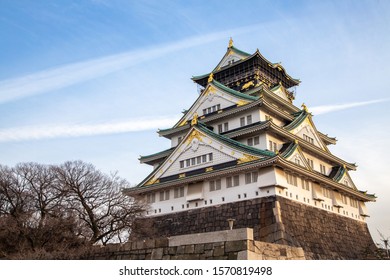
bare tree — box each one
[0,161,145,259]
[54,160,146,245]
[377,230,390,259]
[0,163,84,258]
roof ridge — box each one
[230,45,252,57]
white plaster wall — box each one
[301,151,333,176]
[145,169,275,216]
[265,134,283,152]
[194,94,236,117]
[258,109,284,126]
[258,133,268,150]
[171,132,188,147]
[144,167,367,222]
[211,108,260,134]
[162,143,236,177]
[144,140,367,223]
[290,119,325,150]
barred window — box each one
[227,175,240,188]
[209,179,221,192]
[180,153,213,168]
[174,187,184,198]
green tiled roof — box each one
[279,142,298,158]
[211,80,258,101]
[230,46,251,57]
[139,147,175,161]
[284,110,308,131]
[135,123,275,189]
[197,122,275,158]
[329,166,346,182]
[192,46,252,80]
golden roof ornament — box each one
[191,112,198,126]
[228,37,234,48]
[301,103,308,112]
[207,73,214,83]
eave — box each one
[192,50,300,89]
[124,157,278,195]
[158,96,295,140]
[171,79,258,129]
[135,123,276,189]
[270,122,357,170]
[318,131,337,145]
[283,110,331,153]
[139,147,175,165]
[276,157,375,202]
[223,121,357,170]
[262,85,300,114]
[125,154,373,202]
[158,99,265,139]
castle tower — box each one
[125,40,376,259]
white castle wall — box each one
[144,166,366,223]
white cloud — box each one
[311,99,389,115]
[0,115,180,142]
[0,24,260,104]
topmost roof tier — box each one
[192,38,300,91]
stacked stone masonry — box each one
[87,228,305,260]
[131,195,376,259]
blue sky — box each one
[1,0,390,243]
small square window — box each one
[218,124,223,133]
[247,115,252,125]
[240,117,245,127]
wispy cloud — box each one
[0,25,260,104]
[311,99,389,115]
[0,116,180,142]
[2,98,388,142]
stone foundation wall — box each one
[261,196,376,259]
[131,195,376,259]
[87,228,305,260]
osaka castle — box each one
[125,39,376,259]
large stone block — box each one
[151,248,164,260]
[225,240,248,252]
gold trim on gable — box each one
[145,177,159,186]
[237,154,260,164]
[236,100,249,106]
[178,119,187,127]
[186,130,205,145]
